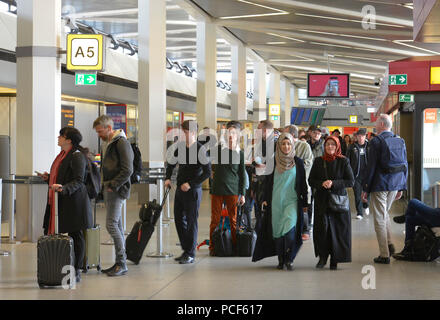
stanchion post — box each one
[0,178,11,256]
[147,167,172,258]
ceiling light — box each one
[166,20,197,26]
[266,42,287,45]
[299,29,387,42]
[267,32,305,42]
[393,40,440,55]
[219,0,289,20]
[295,13,405,28]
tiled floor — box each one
[1,188,439,300]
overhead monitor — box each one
[307,73,350,99]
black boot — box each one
[392,241,413,261]
[316,255,328,269]
[393,215,405,224]
[330,257,337,270]
[277,255,284,270]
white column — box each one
[231,43,247,121]
[253,61,267,122]
[138,0,167,200]
[293,85,299,107]
[196,21,217,130]
[268,71,281,128]
[282,80,291,127]
[16,0,61,175]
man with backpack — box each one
[93,115,134,276]
[362,114,408,264]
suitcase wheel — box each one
[97,265,101,272]
[38,283,46,289]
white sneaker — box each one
[364,208,370,216]
[356,215,363,220]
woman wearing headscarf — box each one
[254,133,308,270]
[39,127,93,283]
[308,136,354,270]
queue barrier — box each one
[2,175,47,243]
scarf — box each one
[47,149,70,235]
[322,136,345,162]
[275,132,296,174]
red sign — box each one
[425,109,437,123]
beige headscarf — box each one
[275,132,296,173]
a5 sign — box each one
[66,34,105,71]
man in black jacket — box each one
[165,120,211,264]
[93,115,134,277]
[346,128,369,220]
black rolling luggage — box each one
[126,187,170,264]
[37,192,75,289]
[236,205,257,257]
[212,216,233,257]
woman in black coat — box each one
[308,136,354,270]
[252,133,308,268]
[40,127,93,282]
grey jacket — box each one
[101,130,134,199]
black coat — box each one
[43,149,93,234]
[308,156,354,263]
[252,157,308,262]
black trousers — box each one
[68,230,85,271]
[353,178,369,216]
[174,187,202,258]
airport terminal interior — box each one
[1,0,440,300]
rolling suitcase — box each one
[37,192,75,289]
[126,187,170,264]
[212,216,233,257]
[236,205,257,257]
[83,200,101,273]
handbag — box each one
[323,161,350,214]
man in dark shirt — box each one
[165,120,211,264]
[346,128,369,220]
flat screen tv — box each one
[308,73,350,99]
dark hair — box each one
[226,120,242,130]
[259,120,274,129]
[181,120,198,132]
[60,127,89,155]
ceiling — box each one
[6,0,440,99]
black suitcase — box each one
[212,217,233,257]
[37,192,75,289]
[126,187,170,264]
[236,205,257,257]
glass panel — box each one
[422,108,440,207]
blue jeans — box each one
[104,190,126,265]
[405,199,440,242]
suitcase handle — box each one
[160,186,171,209]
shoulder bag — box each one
[323,160,350,214]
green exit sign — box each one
[271,116,279,121]
[389,74,407,85]
[399,94,414,102]
[75,73,97,86]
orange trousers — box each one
[209,194,238,252]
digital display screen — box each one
[308,73,350,99]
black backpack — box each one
[131,143,142,184]
[412,225,440,262]
[85,157,101,199]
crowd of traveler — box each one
[40,111,439,280]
